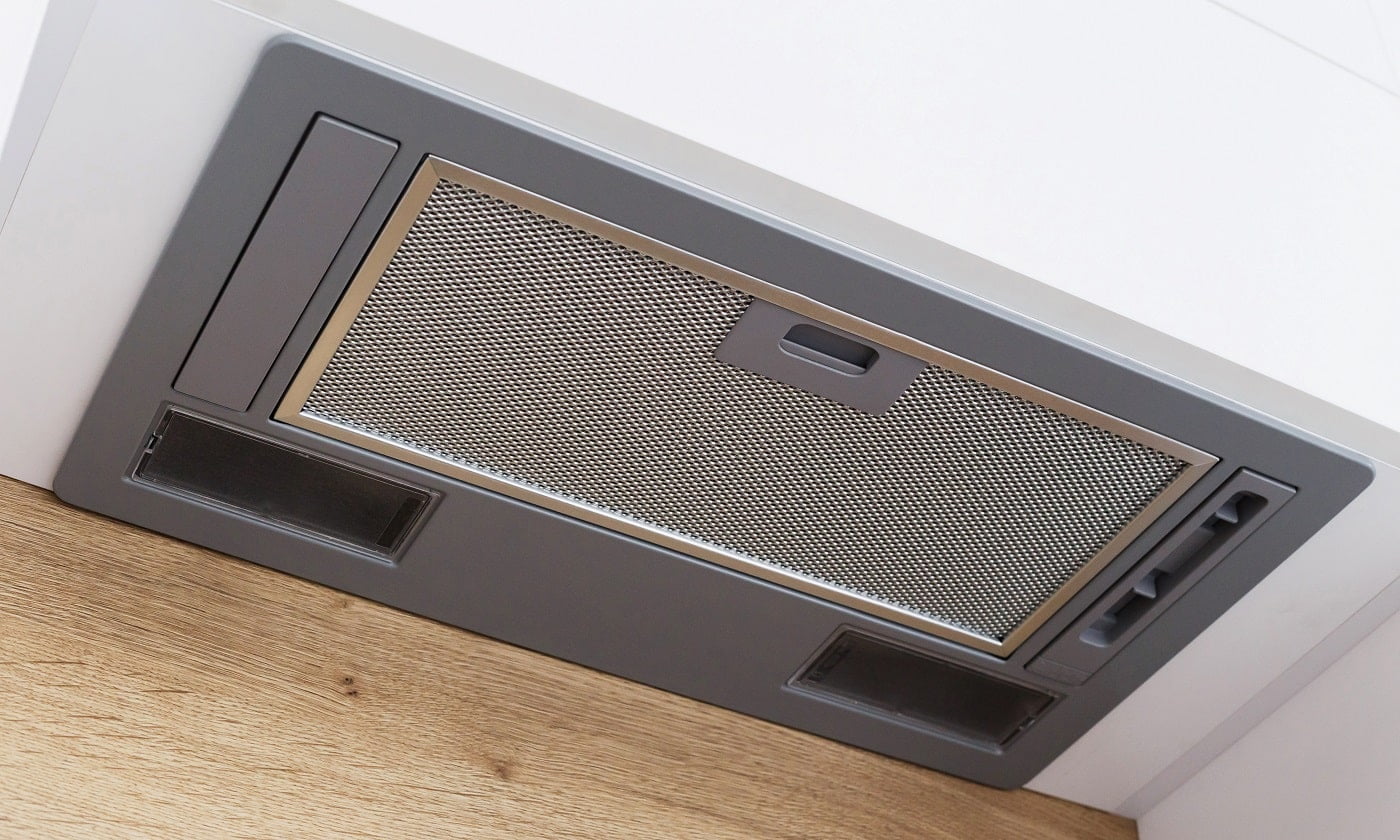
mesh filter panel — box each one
[285,159,1207,651]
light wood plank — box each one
[0,477,1134,839]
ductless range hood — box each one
[53,38,1371,788]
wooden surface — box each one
[0,476,1134,839]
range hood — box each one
[53,38,1371,788]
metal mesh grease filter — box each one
[300,178,1188,643]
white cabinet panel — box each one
[1140,592,1400,839]
[1216,0,1397,90]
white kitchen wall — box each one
[1374,1,1400,77]
[0,3,45,124]
[1212,0,1398,91]
[1140,588,1400,839]
[0,0,49,220]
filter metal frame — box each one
[276,156,1216,656]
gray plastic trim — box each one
[135,407,433,557]
[1029,469,1296,683]
[792,629,1058,750]
[174,115,396,410]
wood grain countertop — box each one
[0,476,1134,839]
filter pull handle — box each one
[715,299,925,414]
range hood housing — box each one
[53,38,1372,788]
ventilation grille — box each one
[281,157,1211,653]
